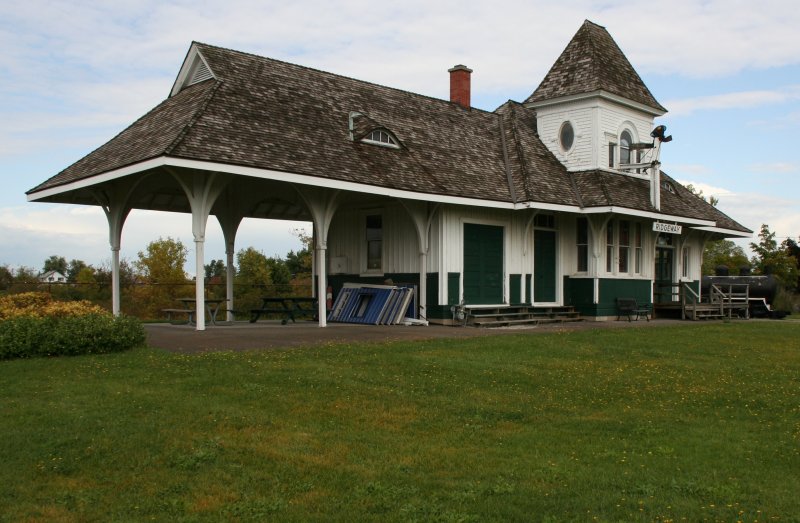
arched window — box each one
[620,130,632,166]
[362,129,399,148]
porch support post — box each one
[296,187,340,327]
[169,168,229,331]
[588,214,613,305]
[522,210,540,303]
[399,200,439,323]
[92,178,141,316]
[215,192,244,323]
[316,244,327,327]
[225,248,235,321]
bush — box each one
[0,292,145,359]
[0,314,145,359]
[0,292,107,320]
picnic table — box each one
[249,297,318,324]
[163,298,228,325]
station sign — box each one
[653,222,682,235]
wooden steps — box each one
[464,305,581,328]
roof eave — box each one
[27,156,519,210]
[526,89,666,117]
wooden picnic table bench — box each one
[249,297,318,324]
[163,298,227,325]
[616,297,651,322]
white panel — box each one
[327,202,422,275]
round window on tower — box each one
[559,121,575,152]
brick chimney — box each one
[448,65,472,109]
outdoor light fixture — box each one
[651,125,673,143]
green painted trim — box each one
[564,277,652,317]
[447,272,460,305]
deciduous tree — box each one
[236,247,271,285]
[42,255,67,275]
[750,224,798,291]
[702,239,749,275]
[135,237,188,283]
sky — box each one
[2,0,799,273]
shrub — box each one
[0,292,145,359]
[0,292,107,320]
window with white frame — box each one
[362,129,399,148]
[619,130,632,166]
[634,223,643,274]
[682,247,690,278]
[618,220,630,273]
[605,220,642,275]
[576,217,588,273]
[559,121,575,152]
[608,142,616,168]
[365,214,383,272]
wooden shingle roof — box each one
[28,37,747,233]
[526,20,666,113]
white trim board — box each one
[28,155,737,232]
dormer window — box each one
[559,121,575,152]
[661,180,675,194]
[362,129,400,148]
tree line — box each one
[0,232,313,319]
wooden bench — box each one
[616,298,651,322]
[162,308,195,324]
[250,297,318,324]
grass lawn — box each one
[1,322,798,522]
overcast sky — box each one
[2,0,799,272]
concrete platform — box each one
[145,318,689,354]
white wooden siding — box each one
[599,100,654,169]
[536,97,656,171]
[536,100,595,171]
[327,202,420,274]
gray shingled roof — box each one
[28,38,747,233]
[526,20,667,113]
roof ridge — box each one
[497,113,517,203]
[194,42,496,116]
[164,80,221,155]
[506,104,532,200]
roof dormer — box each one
[348,112,402,149]
[170,43,217,97]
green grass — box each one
[1,322,799,522]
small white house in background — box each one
[39,270,66,283]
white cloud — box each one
[0,204,308,271]
[748,110,800,130]
[664,87,800,116]
[748,162,799,174]
[669,164,714,176]
[676,181,800,248]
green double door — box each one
[462,224,557,305]
[463,223,504,304]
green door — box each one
[654,247,674,303]
[534,230,557,302]
[463,223,504,304]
